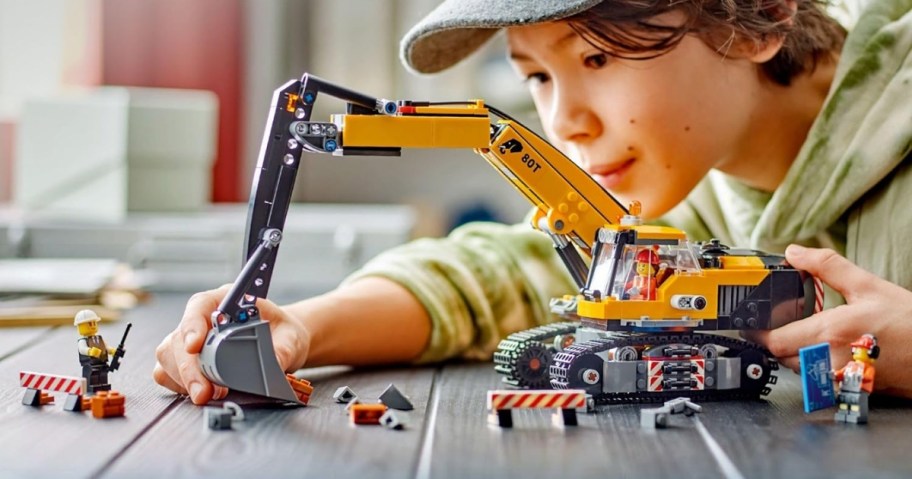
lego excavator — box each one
[200,73,818,405]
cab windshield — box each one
[587,236,701,300]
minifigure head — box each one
[401,0,845,218]
[850,334,879,363]
[635,248,659,277]
[74,309,101,336]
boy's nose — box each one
[548,83,602,144]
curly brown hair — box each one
[567,0,846,85]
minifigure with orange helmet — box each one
[832,333,879,424]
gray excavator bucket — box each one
[199,320,301,404]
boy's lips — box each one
[589,159,635,189]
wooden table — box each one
[2,294,910,479]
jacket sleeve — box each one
[341,221,576,363]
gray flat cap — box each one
[401,0,604,74]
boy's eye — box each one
[523,72,550,85]
[583,52,609,69]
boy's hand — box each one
[153,284,312,405]
[746,245,912,398]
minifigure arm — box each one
[77,338,90,355]
[832,366,845,383]
[78,338,101,357]
[863,365,876,392]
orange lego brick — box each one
[350,403,388,425]
[286,375,314,405]
[92,405,125,419]
[91,391,126,418]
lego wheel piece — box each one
[736,349,773,397]
[552,346,604,395]
[511,341,554,389]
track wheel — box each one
[513,341,553,389]
[564,352,604,395]
[737,349,772,397]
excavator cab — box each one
[583,226,699,303]
[592,240,702,302]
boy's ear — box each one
[743,35,786,64]
[739,0,796,64]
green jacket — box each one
[345,0,912,363]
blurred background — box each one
[0,0,540,303]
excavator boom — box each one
[199,74,626,403]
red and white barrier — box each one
[19,371,86,396]
[487,389,587,428]
[487,389,586,411]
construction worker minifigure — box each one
[75,309,117,394]
[626,248,659,301]
[832,334,879,424]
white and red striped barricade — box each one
[19,371,89,411]
[486,389,587,428]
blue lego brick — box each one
[799,343,836,413]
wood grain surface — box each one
[1,294,909,478]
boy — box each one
[154,0,912,404]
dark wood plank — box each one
[699,370,912,479]
[0,294,193,477]
[423,362,723,479]
[0,325,54,359]
[105,364,436,478]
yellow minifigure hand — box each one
[88,347,102,358]
[109,347,117,355]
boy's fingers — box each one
[154,332,221,403]
[777,355,800,373]
[170,330,215,405]
[153,363,188,395]
[271,316,311,372]
[744,307,844,358]
[180,284,231,354]
[785,245,875,301]
[175,353,214,405]
[213,385,229,400]
[154,332,183,387]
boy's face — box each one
[506,20,763,219]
